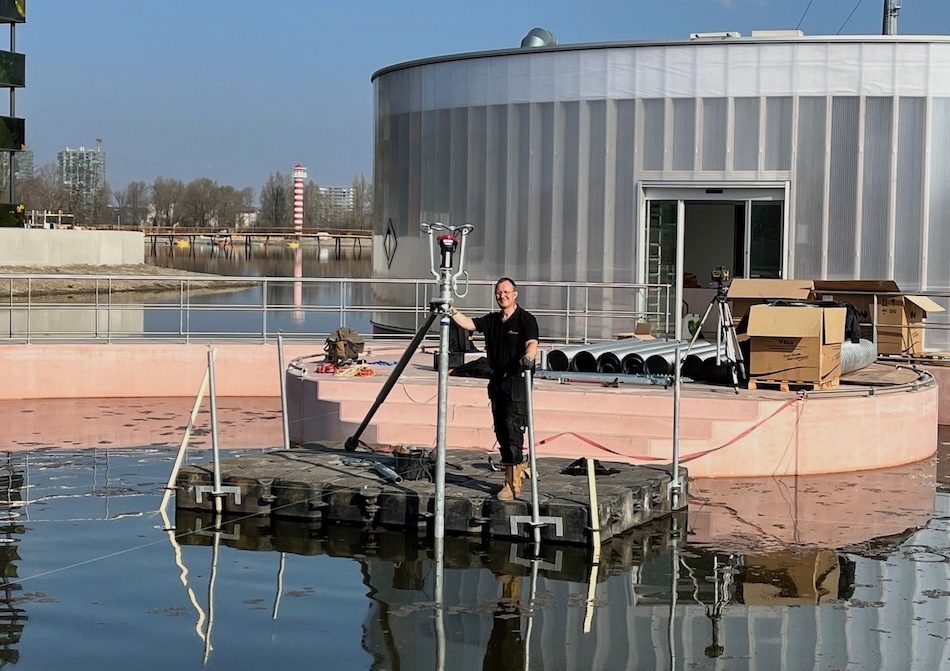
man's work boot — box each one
[496,466,515,501]
[511,462,527,497]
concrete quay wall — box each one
[0,342,324,400]
[0,229,144,266]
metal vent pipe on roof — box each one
[521,27,557,48]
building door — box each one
[746,201,784,278]
[638,182,789,336]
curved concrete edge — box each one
[921,363,950,425]
[687,380,938,477]
[2,343,938,479]
[284,359,939,478]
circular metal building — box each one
[371,32,950,339]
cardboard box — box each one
[614,322,655,340]
[746,305,846,383]
[726,279,815,324]
[811,280,900,339]
[876,294,945,356]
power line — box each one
[837,0,867,35]
[797,0,816,30]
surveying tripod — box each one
[683,267,746,392]
[344,222,473,453]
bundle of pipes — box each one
[620,340,692,374]
[644,341,721,376]
[682,345,727,380]
[596,339,678,373]
[547,338,675,372]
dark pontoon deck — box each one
[175,441,684,545]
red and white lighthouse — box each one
[293,163,306,239]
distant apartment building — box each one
[57,145,106,207]
[318,185,354,212]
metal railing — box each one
[0,273,672,345]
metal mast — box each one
[883,0,901,35]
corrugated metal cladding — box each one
[372,38,950,334]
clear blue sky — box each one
[16,0,950,197]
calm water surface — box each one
[143,242,375,337]
[0,398,948,670]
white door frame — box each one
[637,180,790,338]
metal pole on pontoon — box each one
[278,332,290,450]
[670,199,686,510]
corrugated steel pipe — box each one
[571,339,669,372]
[622,340,691,374]
[841,338,877,374]
[595,339,678,373]
[682,345,726,381]
[644,341,719,375]
[546,343,601,372]
[701,357,740,386]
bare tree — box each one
[259,171,291,228]
[303,180,324,229]
[215,184,243,230]
[180,177,218,228]
[114,180,152,227]
[18,162,66,213]
[240,186,255,211]
[90,182,112,224]
[152,176,184,227]
[348,172,373,230]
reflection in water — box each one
[169,474,950,671]
[0,456,25,666]
[293,246,304,326]
[0,438,946,668]
[169,509,892,670]
[144,242,374,337]
[147,239,370,280]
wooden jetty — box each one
[143,226,371,260]
[175,441,685,545]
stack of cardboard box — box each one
[728,278,945,359]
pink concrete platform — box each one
[285,350,940,479]
[0,342,939,479]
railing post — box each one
[339,278,345,327]
[26,278,31,344]
[261,278,268,343]
[563,285,570,343]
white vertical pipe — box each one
[207,347,222,514]
[671,200,686,507]
[675,200,685,342]
[159,353,214,514]
[277,333,290,450]
[525,371,541,546]
[435,312,449,542]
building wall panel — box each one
[373,38,950,334]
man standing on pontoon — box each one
[448,278,539,500]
